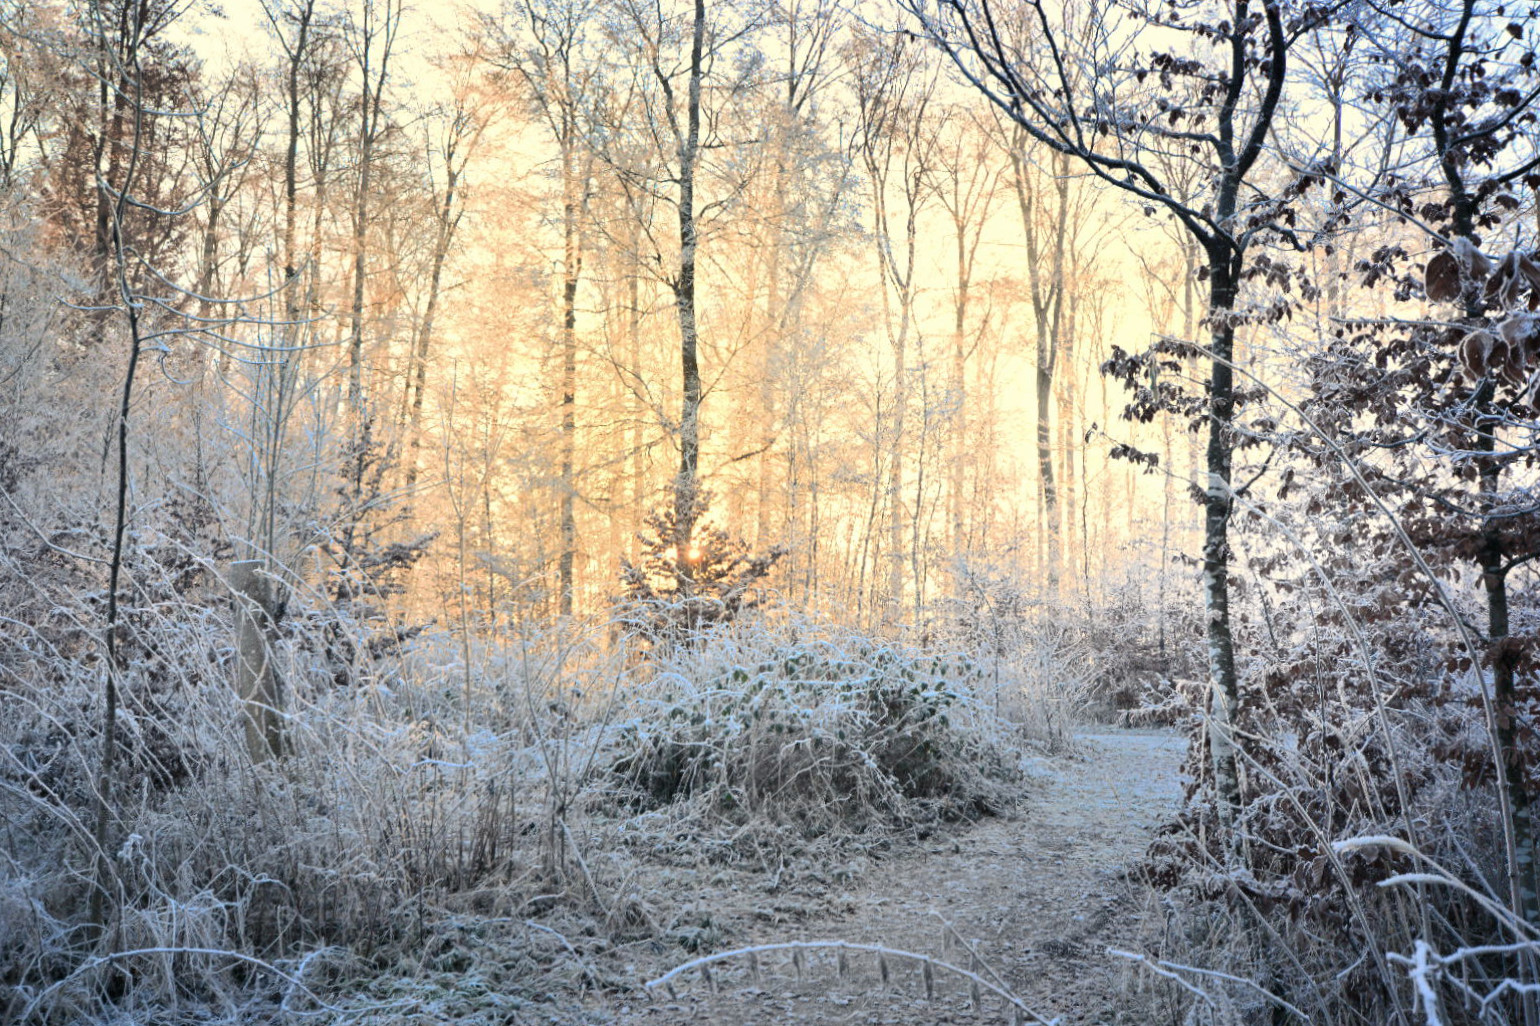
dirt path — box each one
[605,729,1188,1025]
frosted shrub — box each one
[610,625,1018,833]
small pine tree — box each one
[617,484,782,650]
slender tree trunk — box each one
[402,160,457,495]
[951,228,969,564]
[282,6,308,327]
[346,11,393,411]
[672,0,705,541]
[346,119,372,411]
[911,354,930,618]
[1012,144,1068,596]
[888,316,908,622]
[628,241,644,544]
[1159,401,1173,659]
[1203,258,1241,820]
[90,14,151,933]
[1059,285,1080,587]
[338,1,397,575]
[558,128,579,617]
[1035,359,1057,589]
[1477,389,1538,924]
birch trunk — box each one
[673,0,706,541]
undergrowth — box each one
[1,585,1053,1023]
[609,625,1020,834]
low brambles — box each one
[609,624,1019,834]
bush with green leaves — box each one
[610,625,1018,833]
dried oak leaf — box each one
[1497,312,1540,355]
[1462,237,1495,282]
[1521,253,1540,309]
[1502,346,1530,386]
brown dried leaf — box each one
[1503,345,1529,385]
[1461,330,1500,377]
[1521,253,1540,290]
[1499,314,1528,345]
[1498,314,1540,360]
[1486,251,1527,308]
[1460,237,1493,282]
[1425,251,1461,302]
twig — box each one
[19,945,403,1022]
[1108,948,1312,1023]
[525,919,603,988]
[645,939,1058,1024]
[561,818,611,919]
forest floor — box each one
[572,728,1189,1026]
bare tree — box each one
[341,0,401,414]
[928,106,1002,575]
[849,26,937,624]
[595,0,774,608]
[400,58,492,498]
[486,0,600,617]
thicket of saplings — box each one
[2,516,1136,1023]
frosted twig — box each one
[19,946,403,1021]
[645,939,1058,1024]
[1108,949,1312,1023]
[1390,940,1444,1026]
[525,920,602,987]
[561,818,611,919]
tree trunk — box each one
[1035,360,1057,590]
[1203,259,1241,821]
[628,238,644,544]
[346,8,393,412]
[402,159,457,496]
[558,137,579,616]
[1477,385,1539,923]
[1011,143,1069,597]
[950,220,969,564]
[887,317,908,622]
[673,0,706,540]
[231,560,286,762]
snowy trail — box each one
[606,729,1188,1025]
